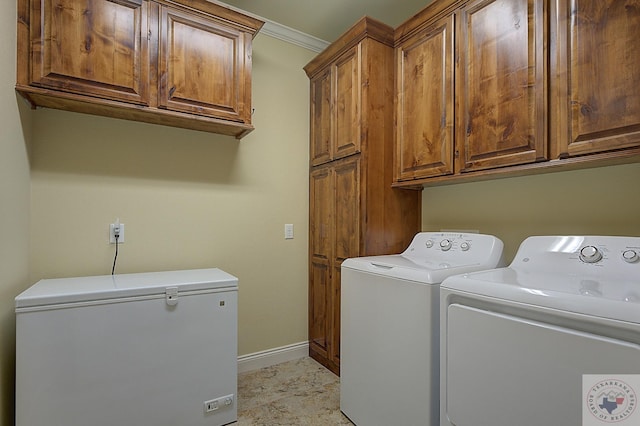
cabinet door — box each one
[158,6,251,123]
[334,46,361,160]
[29,0,149,105]
[309,167,333,360]
[331,157,360,367]
[396,15,455,180]
[310,68,332,166]
[457,0,547,172]
[553,0,640,157]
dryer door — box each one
[444,304,640,426]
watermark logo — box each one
[583,375,639,425]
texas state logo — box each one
[583,375,638,425]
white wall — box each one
[422,162,640,261]
[29,35,315,356]
[0,2,32,425]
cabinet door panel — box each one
[334,46,361,159]
[309,259,330,357]
[159,6,249,122]
[309,167,333,358]
[334,158,360,263]
[554,0,640,156]
[310,69,332,166]
[396,15,454,180]
[330,264,342,366]
[30,0,149,104]
[332,157,360,367]
[458,0,546,172]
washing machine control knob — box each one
[579,246,602,263]
[440,239,452,251]
[460,242,470,251]
[622,249,639,263]
[425,240,434,248]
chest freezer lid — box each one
[15,268,238,309]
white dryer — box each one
[340,232,504,426]
[440,236,640,426]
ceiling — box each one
[217,0,434,43]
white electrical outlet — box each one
[109,222,125,243]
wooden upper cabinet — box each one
[27,0,149,105]
[158,5,251,123]
[395,14,455,181]
[456,0,547,173]
[553,0,640,157]
[308,45,361,166]
[16,0,263,138]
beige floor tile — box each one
[231,357,353,425]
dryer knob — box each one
[440,239,452,251]
[460,242,470,251]
[425,240,434,248]
[622,249,639,263]
[579,246,602,263]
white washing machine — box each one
[440,236,640,426]
[340,232,505,426]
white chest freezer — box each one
[15,268,238,426]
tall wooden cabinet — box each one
[16,0,263,138]
[305,17,421,375]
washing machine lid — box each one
[342,255,488,284]
[15,268,238,309]
[442,235,640,324]
[342,232,504,284]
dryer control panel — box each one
[510,236,640,305]
[513,236,640,271]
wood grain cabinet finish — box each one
[309,46,361,166]
[395,0,547,182]
[26,0,150,106]
[305,17,421,375]
[457,0,547,173]
[552,0,640,157]
[395,14,455,180]
[308,157,360,373]
[394,0,640,187]
[16,0,263,138]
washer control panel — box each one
[402,232,504,267]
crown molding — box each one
[213,1,330,53]
[261,21,329,53]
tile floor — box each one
[231,357,353,425]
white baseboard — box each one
[238,341,309,373]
